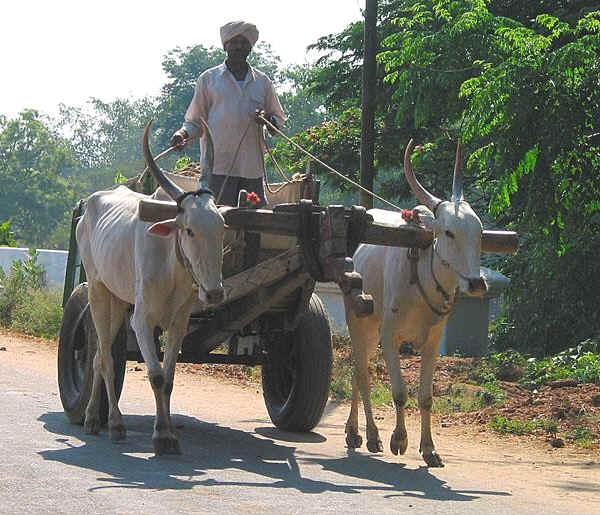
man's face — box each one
[224,35,252,63]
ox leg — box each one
[131,309,179,455]
[153,317,190,455]
[382,329,409,457]
[345,373,362,449]
[346,313,382,453]
[418,340,444,467]
[84,282,127,440]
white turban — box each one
[220,21,259,47]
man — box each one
[170,21,286,207]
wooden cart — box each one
[57,171,517,432]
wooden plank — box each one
[183,270,312,353]
[481,230,518,254]
[138,198,178,222]
[222,207,300,235]
[222,247,303,304]
[362,222,434,249]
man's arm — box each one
[262,78,287,135]
[170,75,209,147]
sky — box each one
[1,0,364,120]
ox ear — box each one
[147,218,179,238]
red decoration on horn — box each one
[401,209,415,222]
[246,192,261,206]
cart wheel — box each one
[58,283,127,425]
[262,293,332,432]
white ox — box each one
[76,121,225,455]
[344,140,487,467]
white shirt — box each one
[183,63,286,179]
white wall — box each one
[0,247,67,289]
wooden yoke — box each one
[138,197,519,254]
[138,197,518,319]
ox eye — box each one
[445,230,455,239]
[186,228,195,238]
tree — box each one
[0,220,16,247]
[377,1,600,353]
[0,110,77,248]
[459,9,600,353]
[274,1,600,354]
[277,65,326,136]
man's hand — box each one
[255,110,278,134]
[170,128,189,150]
[255,109,267,126]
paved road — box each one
[0,331,598,514]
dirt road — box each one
[0,330,598,514]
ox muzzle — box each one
[467,277,488,297]
[204,286,225,305]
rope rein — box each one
[257,114,402,211]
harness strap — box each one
[175,233,200,292]
[408,247,455,317]
[175,188,215,206]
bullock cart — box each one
[58,170,517,433]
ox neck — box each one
[430,241,460,301]
[174,232,200,293]
[410,244,458,317]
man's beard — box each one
[227,50,249,63]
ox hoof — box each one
[366,438,383,453]
[109,424,127,441]
[84,417,101,435]
[423,450,444,468]
[153,436,181,456]
[345,432,363,449]
[390,431,408,456]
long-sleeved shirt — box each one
[183,63,286,179]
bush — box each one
[11,288,63,339]
[0,249,62,339]
[523,339,600,387]
[496,235,600,356]
[0,220,17,247]
[0,249,45,326]
[470,349,527,384]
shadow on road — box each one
[39,411,509,501]
[254,426,327,443]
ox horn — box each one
[451,140,464,202]
[142,120,185,201]
[197,117,215,190]
[404,139,443,212]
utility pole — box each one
[360,0,378,209]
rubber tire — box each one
[58,282,127,425]
[262,293,333,432]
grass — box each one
[535,418,559,436]
[490,415,535,435]
[566,425,596,448]
[328,367,393,408]
[370,382,393,407]
[0,249,63,340]
[433,393,484,414]
[433,382,504,415]
[10,289,63,339]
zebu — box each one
[344,140,487,467]
[76,121,225,454]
